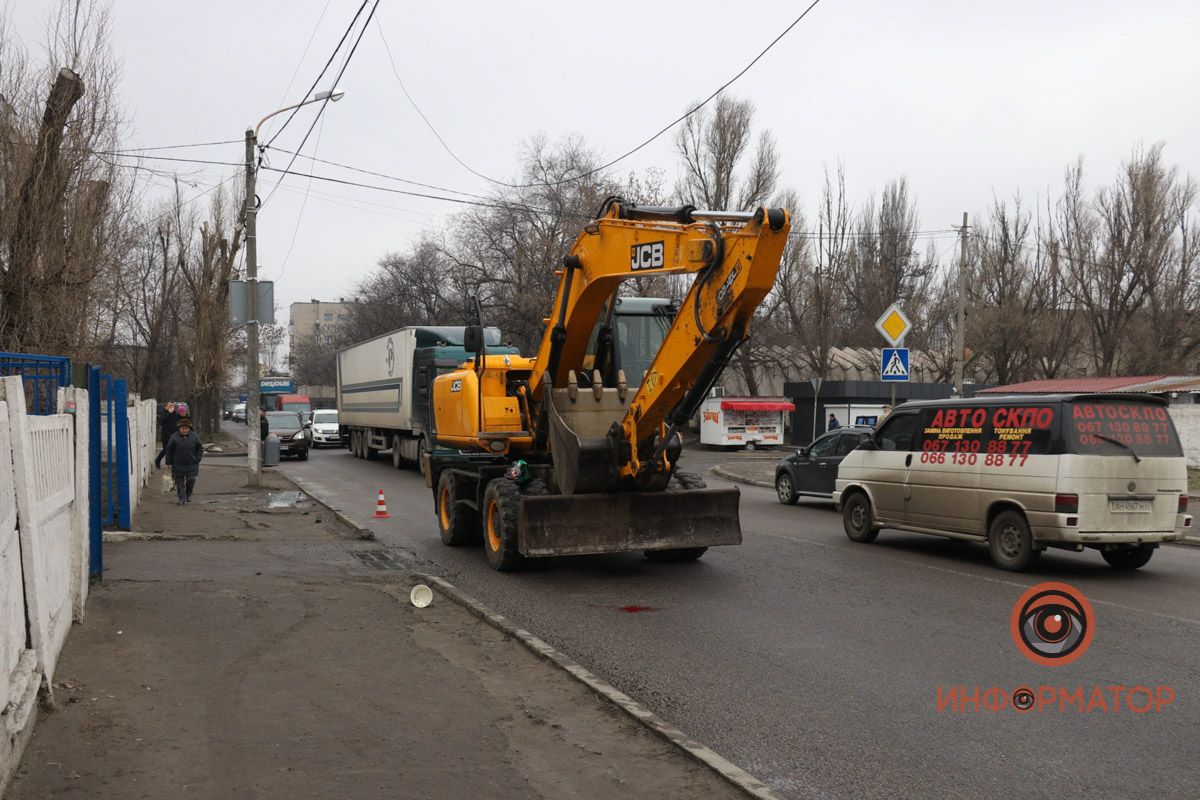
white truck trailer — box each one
[337,326,515,469]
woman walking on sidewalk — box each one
[164,417,204,504]
[154,401,179,469]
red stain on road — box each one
[620,605,657,613]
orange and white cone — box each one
[373,488,390,519]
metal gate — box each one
[0,353,129,577]
[0,351,70,415]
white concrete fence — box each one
[0,375,155,796]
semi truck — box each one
[336,326,519,470]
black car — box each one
[265,411,311,460]
[775,426,874,503]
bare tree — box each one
[844,178,934,346]
[0,1,130,357]
[674,95,777,211]
[970,197,1040,385]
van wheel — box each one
[1101,545,1154,570]
[775,473,798,505]
[745,441,757,451]
[988,510,1041,571]
[842,493,878,543]
[436,471,479,546]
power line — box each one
[104,139,241,154]
[258,164,578,218]
[262,0,379,207]
[374,1,823,190]
[273,0,334,116]
[264,144,505,201]
[264,0,369,148]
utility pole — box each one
[244,128,262,486]
[954,212,969,396]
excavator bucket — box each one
[517,487,742,557]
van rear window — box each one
[1067,399,1182,457]
[920,405,1057,456]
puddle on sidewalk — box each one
[266,491,306,509]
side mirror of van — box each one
[858,438,879,451]
[463,325,484,353]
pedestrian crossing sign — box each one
[881,348,910,382]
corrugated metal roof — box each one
[978,375,1184,395]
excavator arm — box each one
[529,197,790,490]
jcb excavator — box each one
[426,197,791,570]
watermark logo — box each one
[1010,581,1094,667]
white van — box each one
[833,394,1193,571]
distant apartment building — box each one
[289,300,351,348]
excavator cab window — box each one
[615,306,673,388]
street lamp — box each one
[243,87,344,486]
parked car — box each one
[775,426,874,503]
[231,403,246,423]
[309,409,341,448]
[265,411,311,460]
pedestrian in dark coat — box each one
[260,408,270,441]
[165,417,204,504]
[154,401,179,469]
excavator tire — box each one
[483,479,525,571]
[436,470,479,546]
[645,469,709,562]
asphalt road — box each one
[250,426,1200,800]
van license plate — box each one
[1109,499,1152,513]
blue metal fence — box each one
[1,353,129,578]
[0,351,71,415]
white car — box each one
[231,403,246,423]
[310,409,341,448]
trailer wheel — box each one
[436,471,479,546]
[352,430,364,458]
[392,435,404,469]
[483,479,524,571]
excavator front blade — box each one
[517,487,742,557]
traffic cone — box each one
[373,488,390,519]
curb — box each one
[710,465,774,490]
[418,573,781,800]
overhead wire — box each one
[374,0,823,190]
[261,0,380,208]
[264,0,370,148]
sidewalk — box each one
[6,465,745,800]
[711,460,776,489]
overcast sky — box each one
[9,0,1200,341]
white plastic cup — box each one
[410,584,433,608]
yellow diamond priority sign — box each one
[875,303,911,347]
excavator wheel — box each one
[483,479,525,571]
[645,469,709,563]
[436,471,479,547]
